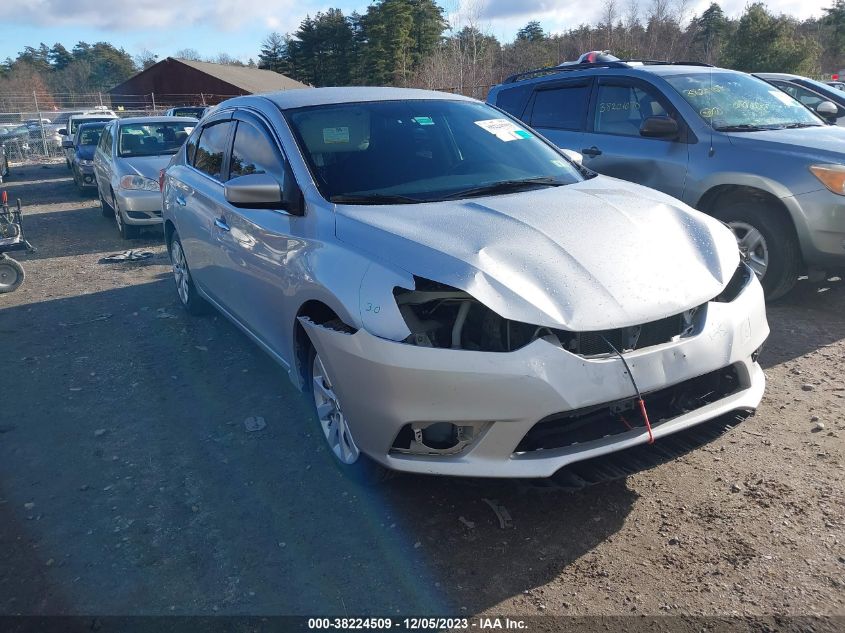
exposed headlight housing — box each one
[713,262,752,302]
[119,175,160,191]
[809,164,845,195]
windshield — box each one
[118,122,195,157]
[70,117,114,134]
[666,72,823,131]
[285,99,582,203]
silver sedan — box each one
[93,116,196,239]
[161,88,768,484]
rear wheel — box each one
[0,256,24,293]
[713,199,801,300]
[99,190,113,218]
[309,347,390,485]
[169,233,208,315]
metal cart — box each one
[0,190,35,293]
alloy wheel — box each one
[728,221,769,279]
[312,353,360,465]
[170,239,190,306]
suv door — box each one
[213,110,303,357]
[580,77,690,200]
[173,113,236,299]
[522,79,591,156]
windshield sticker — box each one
[769,90,796,106]
[475,118,533,141]
[413,116,435,126]
[684,85,724,97]
[323,126,350,144]
[699,106,723,118]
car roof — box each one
[260,87,473,110]
[70,114,117,120]
[114,116,199,125]
[754,72,802,81]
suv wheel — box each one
[715,200,800,300]
[169,233,208,315]
[309,347,389,485]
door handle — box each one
[174,195,186,207]
[214,217,230,232]
[582,146,602,157]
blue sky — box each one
[0,0,832,64]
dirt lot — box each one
[1,162,843,621]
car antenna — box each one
[601,334,655,444]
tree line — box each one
[4,0,845,111]
[258,0,845,97]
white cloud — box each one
[0,0,303,32]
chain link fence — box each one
[0,92,236,162]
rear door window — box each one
[529,83,591,130]
[193,121,234,181]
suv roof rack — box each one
[502,59,714,84]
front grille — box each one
[514,363,743,453]
[569,307,702,356]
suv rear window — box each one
[530,84,590,130]
[493,85,532,117]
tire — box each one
[168,233,209,315]
[113,194,140,239]
[308,345,390,485]
[0,257,24,293]
[713,199,801,300]
[99,190,113,218]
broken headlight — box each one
[393,277,549,352]
[713,262,752,303]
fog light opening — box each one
[390,422,482,456]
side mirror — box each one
[61,139,74,149]
[224,173,303,215]
[640,116,679,139]
[816,100,838,120]
[58,128,67,136]
[560,148,583,165]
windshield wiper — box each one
[780,122,822,129]
[441,177,566,200]
[713,124,770,132]
[330,193,426,205]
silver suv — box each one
[161,88,767,483]
[488,58,845,298]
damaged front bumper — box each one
[302,278,768,478]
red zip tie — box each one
[637,398,655,444]
[1,190,7,205]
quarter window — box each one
[594,83,669,137]
[229,120,286,179]
[193,121,233,181]
[530,84,590,130]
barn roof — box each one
[109,57,308,95]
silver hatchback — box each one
[93,116,196,238]
[161,88,767,483]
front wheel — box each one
[113,195,140,239]
[309,347,390,485]
[0,256,24,293]
[714,200,801,300]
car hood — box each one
[726,125,845,160]
[76,146,96,161]
[335,177,739,331]
[116,155,172,179]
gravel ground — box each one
[0,162,843,621]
